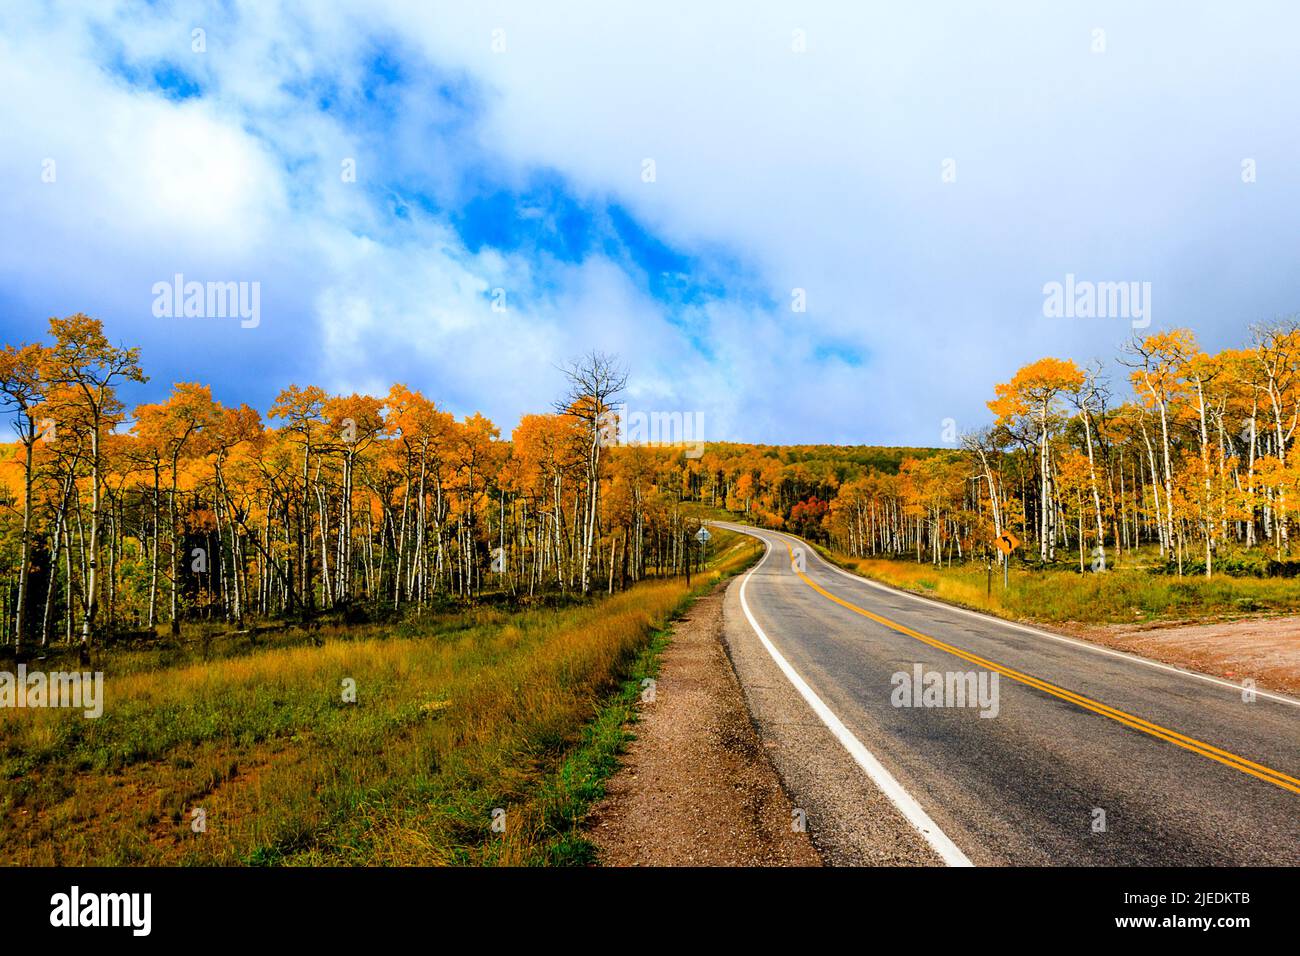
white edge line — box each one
[717,522,1300,710]
[734,530,974,867]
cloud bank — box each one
[1,1,1298,445]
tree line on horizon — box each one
[2,315,1297,653]
[818,324,1300,579]
[0,316,724,654]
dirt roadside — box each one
[1059,615,1300,697]
[585,584,821,866]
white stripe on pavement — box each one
[734,531,974,867]
[769,527,1300,711]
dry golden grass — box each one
[825,548,1300,626]
[1,530,757,866]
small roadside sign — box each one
[994,531,1020,556]
[695,527,712,543]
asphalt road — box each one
[714,522,1300,866]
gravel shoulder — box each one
[585,584,821,866]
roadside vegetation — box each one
[0,529,755,865]
[818,545,1300,627]
[808,327,1300,584]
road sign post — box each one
[685,527,691,585]
[695,525,711,565]
[993,530,1020,590]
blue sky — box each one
[2,1,1299,445]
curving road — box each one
[714,522,1300,866]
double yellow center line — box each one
[783,541,1300,797]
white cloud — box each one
[2,1,1299,444]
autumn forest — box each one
[2,316,1299,655]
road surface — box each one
[715,522,1300,866]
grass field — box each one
[817,546,1300,627]
[0,530,760,866]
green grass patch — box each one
[0,529,758,867]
